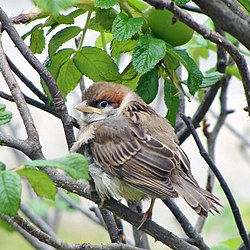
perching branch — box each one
[181,114,250,250]
[44,168,196,250]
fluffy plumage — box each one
[72,82,221,217]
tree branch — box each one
[43,168,196,250]
[0,213,144,250]
[163,198,210,250]
[0,7,75,148]
[6,55,48,104]
[181,114,250,250]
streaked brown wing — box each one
[90,115,180,199]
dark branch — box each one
[162,198,210,250]
[6,55,48,104]
[0,7,75,148]
[181,114,250,250]
[0,91,80,129]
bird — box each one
[71,81,220,228]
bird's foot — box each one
[137,209,152,230]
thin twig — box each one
[163,198,210,250]
[195,24,230,233]
[181,114,250,250]
[20,203,58,238]
[0,91,79,129]
[100,208,121,243]
[0,213,144,250]
[6,55,48,104]
[58,190,102,226]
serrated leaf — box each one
[136,67,158,104]
[56,59,82,98]
[89,9,117,33]
[0,104,12,126]
[173,0,190,6]
[0,171,21,216]
[164,78,179,127]
[95,0,119,9]
[132,35,166,74]
[95,33,113,48]
[112,13,143,41]
[74,47,120,81]
[121,62,140,89]
[24,153,89,180]
[30,28,45,54]
[166,46,203,95]
[0,162,6,171]
[49,26,82,56]
[111,39,137,57]
[200,72,224,88]
[32,0,77,17]
[17,169,57,199]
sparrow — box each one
[71,81,220,227]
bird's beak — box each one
[75,102,102,114]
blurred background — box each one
[0,0,250,249]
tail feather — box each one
[173,178,221,217]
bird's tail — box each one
[173,178,221,217]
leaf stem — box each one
[77,11,92,51]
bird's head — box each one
[75,82,140,123]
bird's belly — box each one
[89,163,148,201]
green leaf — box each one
[111,39,137,57]
[49,26,82,56]
[95,0,119,9]
[136,67,158,103]
[32,0,77,17]
[0,162,6,171]
[132,35,166,74]
[226,65,241,80]
[42,49,75,101]
[173,0,190,6]
[164,78,179,127]
[112,13,143,41]
[22,23,43,41]
[56,59,82,98]
[74,47,120,81]
[24,153,89,180]
[166,47,203,95]
[95,33,113,48]
[0,104,12,126]
[0,171,21,216]
[17,169,57,199]
[127,0,149,12]
[121,62,141,90]
[200,72,224,88]
[211,245,231,250]
[89,9,117,33]
[30,28,45,54]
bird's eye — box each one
[98,100,109,108]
